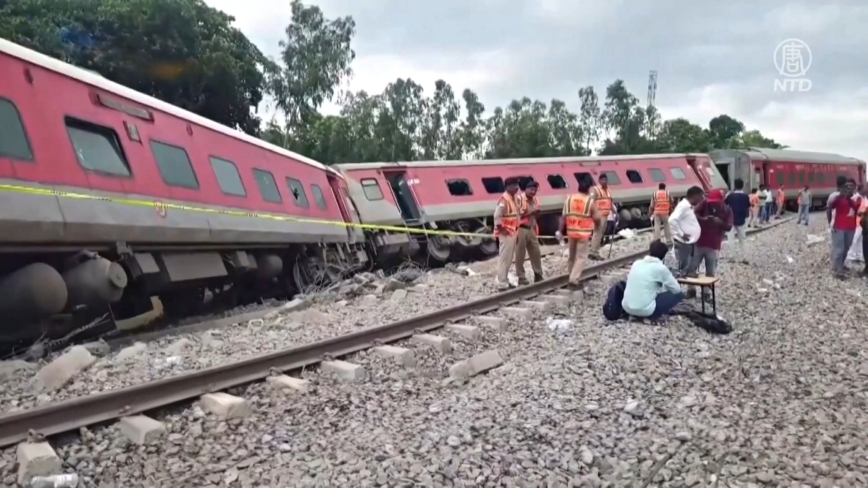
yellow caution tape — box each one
[0,183,560,239]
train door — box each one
[382,171,421,223]
[686,156,713,190]
[326,173,360,240]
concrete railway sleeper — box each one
[0,218,792,466]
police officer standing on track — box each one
[493,177,521,291]
[589,174,614,260]
[649,183,673,244]
[557,178,602,291]
[515,180,544,285]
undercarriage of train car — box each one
[0,241,368,349]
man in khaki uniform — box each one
[557,177,601,289]
[649,182,673,244]
[493,177,521,290]
[589,174,614,260]
[515,181,543,284]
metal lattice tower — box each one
[647,70,657,108]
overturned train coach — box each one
[334,148,865,265]
[0,38,370,342]
[0,38,864,343]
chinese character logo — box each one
[774,39,812,78]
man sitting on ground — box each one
[621,240,684,320]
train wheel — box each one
[426,235,452,263]
[475,225,498,257]
[452,221,482,249]
[292,257,328,294]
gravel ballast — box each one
[3,217,867,487]
[0,236,653,413]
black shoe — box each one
[533,273,544,283]
[517,279,530,286]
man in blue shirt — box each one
[724,178,750,243]
[622,240,684,320]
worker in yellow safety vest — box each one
[557,177,602,289]
[515,180,544,285]
[648,182,673,244]
[493,177,521,291]
[589,174,614,260]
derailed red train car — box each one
[0,38,368,341]
[336,148,865,265]
[334,153,729,264]
[710,148,865,208]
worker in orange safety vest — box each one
[648,182,673,244]
[775,185,786,219]
[493,177,521,291]
[748,188,761,227]
[589,174,614,260]
[515,180,544,285]
[557,177,602,289]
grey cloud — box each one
[309,0,868,120]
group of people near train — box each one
[490,174,830,322]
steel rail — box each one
[0,218,792,447]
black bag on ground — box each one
[602,280,627,321]
[679,310,732,334]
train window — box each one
[648,168,666,182]
[150,141,199,189]
[481,177,504,194]
[253,168,282,203]
[799,173,805,185]
[574,172,594,187]
[817,173,824,184]
[285,178,309,208]
[209,157,246,196]
[447,179,473,196]
[776,172,784,186]
[0,98,33,161]
[547,174,568,189]
[670,168,686,180]
[625,170,643,184]
[361,178,384,201]
[602,171,621,185]
[311,184,328,209]
[788,173,796,185]
[516,176,535,190]
[65,117,131,177]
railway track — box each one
[0,219,792,449]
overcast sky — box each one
[206,0,868,162]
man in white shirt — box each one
[760,185,774,223]
[668,186,705,276]
[622,240,684,319]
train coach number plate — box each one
[154,201,168,218]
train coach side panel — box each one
[0,46,353,246]
[339,170,406,227]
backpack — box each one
[602,280,627,321]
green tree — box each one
[655,118,712,153]
[270,0,356,130]
[740,129,785,149]
[421,80,462,160]
[458,89,486,159]
[577,86,602,154]
[0,0,270,135]
[707,114,746,149]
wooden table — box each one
[677,276,720,317]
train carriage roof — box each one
[334,153,709,171]
[0,38,341,177]
[730,147,864,166]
